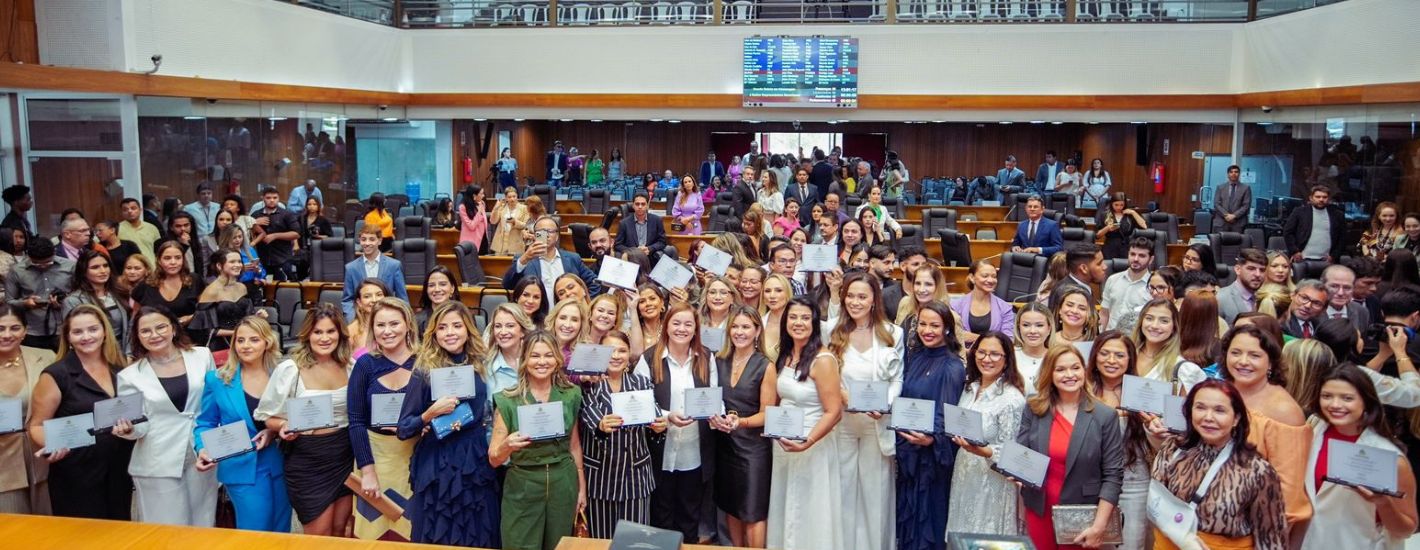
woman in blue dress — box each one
[396,301,500,547]
[894,300,966,550]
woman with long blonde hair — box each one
[1257,251,1297,317]
[396,302,498,546]
[545,300,590,362]
[490,330,585,550]
[826,272,903,549]
[1281,338,1334,415]
[760,274,793,362]
[194,316,288,532]
[1131,298,1206,393]
[712,304,778,547]
[895,263,950,326]
[348,298,419,540]
[1361,200,1402,261]
[700,276,738,332]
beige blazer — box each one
[0,347,57,493]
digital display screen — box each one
[743,36,858,109]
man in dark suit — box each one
[1283,280,1330,339]
[784,167,819,226]
[808,148,835,201]
[1322,264,1371,333]
[1034,151,1064,193]
[729,165,757,220]
[614,192,667,261]
[698,151,725,188]
[1048,243,1107,310]
[1212,164,1252,233]
[883,247,927,322]
[502,214,601,297]
[1010,195,1063,257]
[1283,184,1346,262]
[545,141,568,187]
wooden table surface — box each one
[554,536,749,550]
[0,514,458,549]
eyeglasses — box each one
[974,350,1005,361]
[1294,294,1325,308]
[1147,284,1171,293]
[774,257,797,266]
[137,323,172,338]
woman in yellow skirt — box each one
[347,298,419,540]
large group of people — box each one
[1,138,1420,550]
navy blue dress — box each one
[894,344,966,550]
[396,355,500,547]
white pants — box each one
[835,414,895,550]
[133,451,218,527]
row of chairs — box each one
[489,0,713,24]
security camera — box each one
[205,98,217,104]
[378,105,388,111]
[1260,106,1273,113]
[151,54,162,64]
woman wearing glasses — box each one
[947,329,1027,537]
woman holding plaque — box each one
[546,300,590,362]
[396,302,500,547]
[827,272,904,550]
[1301,365,1418,548]
[1014,302,1055,394]
[577,329,666,538]
[0,304,56,514]
[713,305,778,547]
[767,297,845,550]
[760,274,793,362]
[193,316,290,532]
[489,330,586,550]
[347,298,419,540]
[1218,325,1313,534]
[26,305,134,519]
[1084,331,1153,550]
[699,277,737,332]
[254,302,354,536]
[947,330,1027,538]
[1133,299,1206,394]
[112,306,218,526]
[1016,345,1124,550]
[641,301,718,541]
[1148,379,1287,550]
[895,302,969,547]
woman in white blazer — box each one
[113,305,218,526]
[823,271,903,550]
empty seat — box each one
[1147,212,1180,243]
[1208,232,1254,267]
[1061,227,1096,250]
[1192,208,1213,235]
[896,224,925,254]
[311,238,354,283]
[708,205,737,232]
[585,189,610,214]
[922,208,957,236]
[318,289,343,309]
[975,228,997,241]
[395,216,431,241]
[960,212,978,222]
[1292,259,1328,283]
[995,252,1048,302]
[394,239,437,285]
[881,197,906,219]
[453,241,489,286]
[568,223,595,257]
[530,185,556,213]
[273,286,303,328]
[844,195,864,212]
[1243,227,1267,253]
[937,228,972,268]
[385,194,408,215]
[1046,192,1073,214]
[1006,195,1032,222]
[287,307,309,340]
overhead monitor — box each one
[742,36,858,108]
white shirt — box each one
[1326,305,1349,319]
[662,348,716,472]
[516,252,566,305]
[1015,348,1043,396]
[1100,269,1152,331]
[363,255,381,279]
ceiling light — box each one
[1050,121,1063,125]
[267,116,288,121]
[1131,121,1148,124]
[513,118,525,122]
[590,119,603,122]
[668,120,681,124]
[1030,120,1045,124]
[382,117,399,122]
[998,121,1013,125]
[183,116,206,120]
[474,118,487,122]
[559,118,573,122]
[649,118,663,122]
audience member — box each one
[1218,248,1267,323]
[785,167,819,227]
[1283,280,1330,339]
[1284,185,1346,262]
[118,197,162,262]
[1034,151,1064,192]
[615,192,668,261]
[1212,164,1252,233]
[504,215,600,300]
[1322,264,1369,332]
[55,217,106,261]
[287,179,323,213]
[699,151,725,186]
[250,187,299,281]
[0,185,33,238]
[6,239,73,351]
[94,221,138,274]
[1099,237,1153,331]
[994,155,1024,198]
[1010,195,1063,257]
[340,225,409,321]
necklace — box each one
[0,354,21,370]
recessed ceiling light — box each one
[1088,121,1099,125]
[183,116,206,120]
[668,120,681,124]
[1050,121,1063,125]
[590,119,603,122]
[559,118,573,122]
[513,118,525,122]
[649,118,663,122]
[381,117,399,122]
[826,120,838,125]
[1030,120,1045,124]
[1131,121,1147,124]
[931,120,945,124]
[999,121,1013,125]
[267,116,288,121]
[474,118,487,122]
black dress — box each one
[1099,210,1136,260]
[131,281,203,343]
[194,298,254,352]
[42,354,134,519]
[713,353,772,522]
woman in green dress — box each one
[489,330,587,550]
[586,149,605,187]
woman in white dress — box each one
[1301,365,1418,550]
[1082,158,1112,208]
[950,331,1027,536]
[767,297,844,550]
[757,170,784,218]
[1013,302,1054,396]
[825,272,902,550]
[1055,160,1082,207]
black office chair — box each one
[844,195,864,212]
[272,286,302,328]
[1061,227,1096,250]
[1047,192,1073,215]
[385,194,408,216]
[1006,195,1032,222]
[995,252,1048,302]
[1192,208,1214,236]
[395,216,431,241]
[881,196,905,219]
[530,185,556,213]
[922,208,958,236]
[1104,258,1130,278]
[1243,227,1267,254]
[393,239,437,285]
[1147,212,1180,243]
[585,189,610,214]
[1208,232,1254,267]
[453,241,490,286]
[311,238,353,282]
[568,223,595,257]
[1292,259,1329,283]
[1134,228,1167,269]
[937,228,973,268]
[707,205,737,233]
[895,224,925,254]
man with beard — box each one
[588,227,612,271]
[1217,248,1267,324]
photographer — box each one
[4,238,73,351]
[1362,285,1420,407]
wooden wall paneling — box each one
[30,156,120,234]
[0,0,38,65]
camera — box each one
[48,291,67,304]
[1368,322,1416,344]
[151,54,162,64]
[1260,106,1273,113]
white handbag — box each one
[1147,441,1233,550]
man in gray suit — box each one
[1323,264,1371,332]
[1212,164,1251,233]
[1217,248,1267,323]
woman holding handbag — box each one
[1147,379,1287,550]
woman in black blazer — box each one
[577,330,666,538]
[643,301,717,542]
[1014,344,1124,550]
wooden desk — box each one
[0,513,457,549]
[555,536,748,550]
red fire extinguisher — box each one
[462,156,474,184]
[1151,162,1166,194]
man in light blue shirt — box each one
[182,183,222,238]
[287,179,323,212]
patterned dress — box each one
[945,378,1026,537]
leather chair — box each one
[1192,209,1213,236]
[922,208,958,236]
[568,223,595,257]
[1104,258,1130,278]
[1044,209,1064,223]
[453,241,490,287]
[937,228,973,268]
[1292,259,1328,283]
[1061,227,1096,250]
[1208,232,1254,267]
[317,289,343,309]
[272,286,302,328]
[393,238,437,285]
[975,227,997,241]
[1215,265,1236,287]
[311,238,353,283]
[708,205,737,233]
[896,224,925,254]
[1134,228,1168,269]
[1243,227,1267,254]
[1147,212,1180,243]
[385,194,407,216]
[844,195,864,212]
[530,185,556,213]
[1061,214,1084,229]
[585,189,610,214]
[395,215,431,241]
[1006,194,1032,222]
[881,196,906,219]
[1047,192,1073,215]
[995,252,1048,302]
[1267,236,1287,252]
